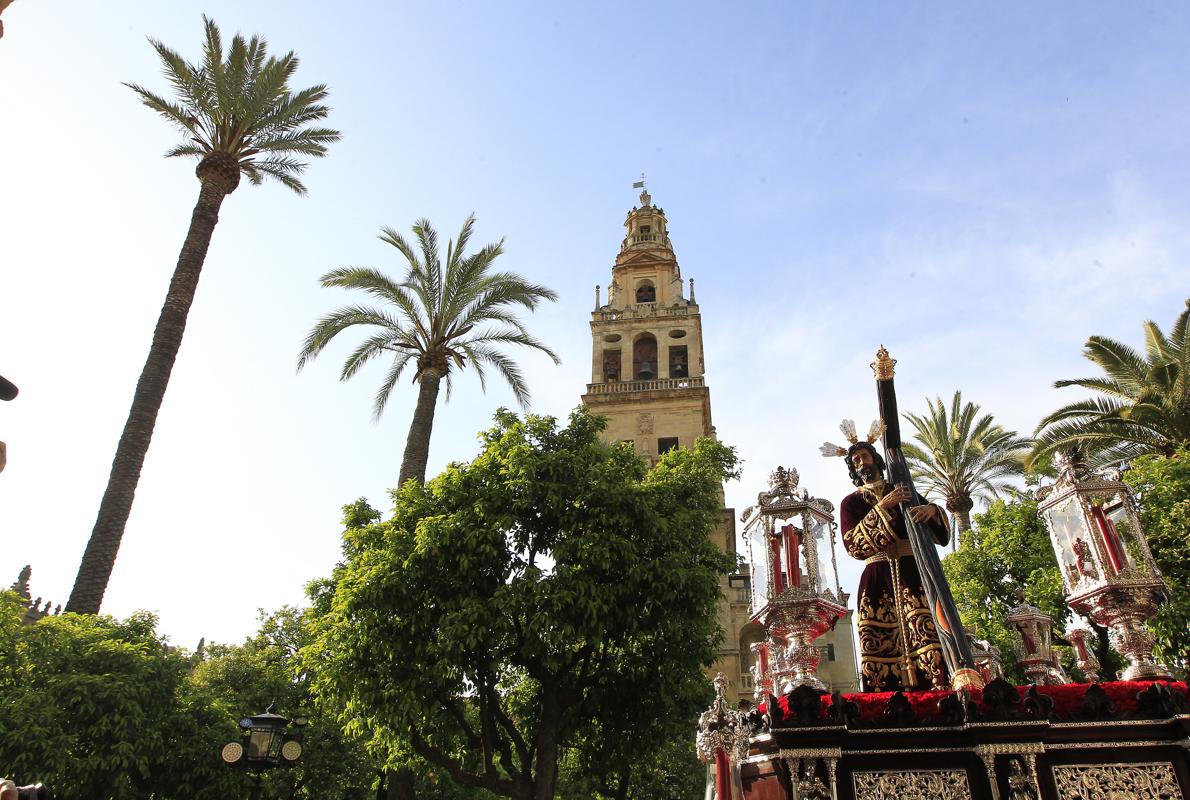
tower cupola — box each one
[621,189,673,255]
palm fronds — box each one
[127,15,340,194]
[298,216,559,418]
[1033,299,1190,465]
[903,392,1031,531]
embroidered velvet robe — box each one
[840,482,951,693]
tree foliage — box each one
[0,594,391,800]
[0,595,238,800]
[1124,447,1190,673]
[1033,299,1190,465]
[902,392,1030,532]
[191,607,380,799]
[303,408,737,800]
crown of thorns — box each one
[819,419,885,458]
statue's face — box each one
[850,447,883,483]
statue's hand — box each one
[877,484,911,511]
[907,503,943,525]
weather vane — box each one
[632,173,646,189]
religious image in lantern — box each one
[1048,499,1089,583]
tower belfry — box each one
[582,189,712,461]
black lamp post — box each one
[220,704,307,799]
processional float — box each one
[696,347,1188,800]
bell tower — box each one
[580,188,860,699]
[581,188,712,461]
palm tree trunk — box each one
[946,495,974,551]
[390,372,442,800]
[397,373,442,487]
[66,181,228,614]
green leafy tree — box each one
[942,496,1120,681]
[190,607,380,799]
[1123,447,1190,674]
[902,392,1030,534]
[297,216,560,487]
[557,718,707,800]
[0,594,239,800]
[68,17,339,615]
[1033,299,1190,466]
[304,408,737,800]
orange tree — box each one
[303,408,736,800]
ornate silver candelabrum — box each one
[1036,453,1172,681]
[741,466,847,694]
[1005,593,1068,685]
[696,672,751,798]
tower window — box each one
[633,335,657,380]
[669,345,688,378]
[602,350,621,381]
[635,281,656,303]
[658,437,679,454]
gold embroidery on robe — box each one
[845,482,950,692]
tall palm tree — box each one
[1033,300,1190,466]
[66,18,339,615]
[902,392,1031,535]
[298,215,560,487]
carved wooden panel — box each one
[852,768,971,800]
[1052,762,1182,800]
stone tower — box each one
[581,188,710,463]
[581,188,858,698]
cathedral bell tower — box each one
[581,188,713,461]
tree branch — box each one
[407,727,517,796]
[487,680,532,771]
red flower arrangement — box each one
[760,681,1187,724]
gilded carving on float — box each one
[852,768,971,800]
[1051,762,1182,800]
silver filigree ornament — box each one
[695,673,750,765]
[1051,762,1181,800]
[852,768,971,800]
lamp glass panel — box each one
[746,522,771,616]
[807,511,834,596]
[1048,499,1089,577]
[1104,500,1139,570]
[247,728,273,760]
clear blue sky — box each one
[1,1,1186,647]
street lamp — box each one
[220,704,306,799]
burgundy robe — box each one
[841,482,950,692]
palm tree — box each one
[902,392,1031,535]
[1033,300,1190,466]
[298,215,560,487]
[66,18,339,615]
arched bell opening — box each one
[635,280,656,304]
[632,334,657,380]
[602,349,621,381]
[668,344,688,378]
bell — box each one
[639,363,655,379]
